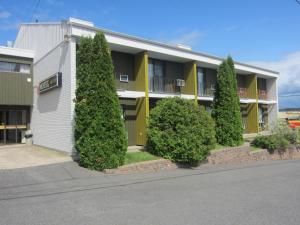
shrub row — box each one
[251,121,300,152]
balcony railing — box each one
[198,87,215,97]
[258,90,268,100]
[198,86,248,98]
[149,76,181,94]
[237,87,248,99]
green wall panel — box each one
[0,56,33,106]
[134,52,149,145]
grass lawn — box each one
[210,144,228,153]
[250,146,264,152]
[124,152,160,165]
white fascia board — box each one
[71,25,278,78]
[197,96,214,101]
[117,90,145,98]
[149,93,194,99]
[197,97,261,104]
[0,46,34,58]
[240,98,257,104]
[235,64,278,78]
[258,99,277,105]
[180,94,196,99]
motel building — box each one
[0,18,278,154]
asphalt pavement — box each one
[0,159,300,225]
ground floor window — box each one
[0,107,29,145]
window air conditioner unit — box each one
[176,79,185,87]
[120,74,129,83]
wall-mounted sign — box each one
[39,72,62,94]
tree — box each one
[227,56,244,144]
[147,97,216,165]
[75,32,127,170]
[212,57,244,146]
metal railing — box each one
[237,87,248,98]
[198,87,215,97]
[149,76,181,93]
[258,90,268,100]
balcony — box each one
[149,76,181,94]
[237,87,248,99]
[258,90,267,100]
[198,86,215,97]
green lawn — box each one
[250,146,264,152]
[124,152,160,165]
[210,144,228,153]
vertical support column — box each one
[266,78,278,130]
[246,74,259,133]
[135,51,149,145]
[182,61,198,105]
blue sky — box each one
[0,0,300,108]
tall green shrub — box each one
[75,32,127,171]
[75,37,93,142]
[147,97,216,165]
[212,57,243,146]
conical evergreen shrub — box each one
[212,57,243,146]
[227,56,244,144]
[75,32,127,170]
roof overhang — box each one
[70,21,279,79]
[0,46,34,59]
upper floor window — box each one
[257,78,267,90]
[148,59,165,92]
[197,68,205,96]
[0,61,30,74]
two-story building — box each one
[0,47,34,145]
[5,18,278,154]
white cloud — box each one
[158,29,204,48]
[169,30,204,47]
[248,51,300,108]
[0,11,11,19]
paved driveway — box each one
[0,159,300,225]
[0,144,72,170]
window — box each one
[257,78,267,90]
[148,59,164,92]
[0,61,30,74]
[197,68,205,96]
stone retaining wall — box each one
[104,159,177,174]
[207,146,300,165]
[105,146,300,174]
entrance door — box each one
[6,110,26,143]
[0,109,27,144]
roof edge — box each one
[0,46,34,58]
[70,21,279,76]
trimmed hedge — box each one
[147,98,216,165]
[75,32,127,171]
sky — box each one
[0,0,300,109]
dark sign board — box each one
[39,72,62,94]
